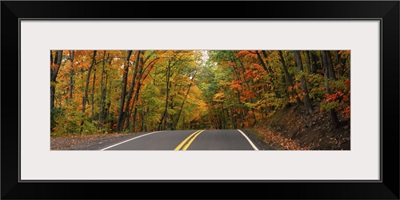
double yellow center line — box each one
[174,130,204,151]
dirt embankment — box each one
[251,104,350,150]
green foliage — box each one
[51,107,64,132]
[263,92,287,109]
[81,120,99,134]
[51,50,351,135]
[307,73,325,101]
[52,109,83,136]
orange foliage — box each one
[325,91,344,102]
[237,50,249,57]
[229,80,243,91]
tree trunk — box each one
[98,51,108,126]
[310,51,319,73]
[167,95,175,130]
[230,106,237,129]
[281,71,291,100]
[278,51,301,105]
[293,51,313,115]
[116,50,133,132]
[324,51,337,80]
[255,51,270,73]
[91,66,96,122]
[305,51,312,74]
[131,81,143,132]
[123,50,141,130]
[321,51,340,128]
[335,51,343,77]
[50,50,63,110]
[261,50,269,63]
[102,70,110,124]
[82,50,97,114]
[236,92,244,128]
[105,74,112,130]
[173,68,199,129]
[158,60,171,131]
[140,109,145,132]
[69,50,75,99]
[128,57,158,131]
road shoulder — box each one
[239,129,275,150]
[50,132,155,150]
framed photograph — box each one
[2,1,399,199]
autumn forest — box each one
[51,50,350,150]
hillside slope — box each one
[252,104,350,150]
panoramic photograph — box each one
[50,50,350,150]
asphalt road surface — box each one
[101,129,259,150]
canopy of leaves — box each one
[51,50,350,135]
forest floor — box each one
[50,132,151,150]
[250,104,351,150]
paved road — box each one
[101,129,258,150]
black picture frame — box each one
[2,1,399,199]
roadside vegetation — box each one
[51,50,350,150]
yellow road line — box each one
[174,130,200,151]
[182,130,204,150]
